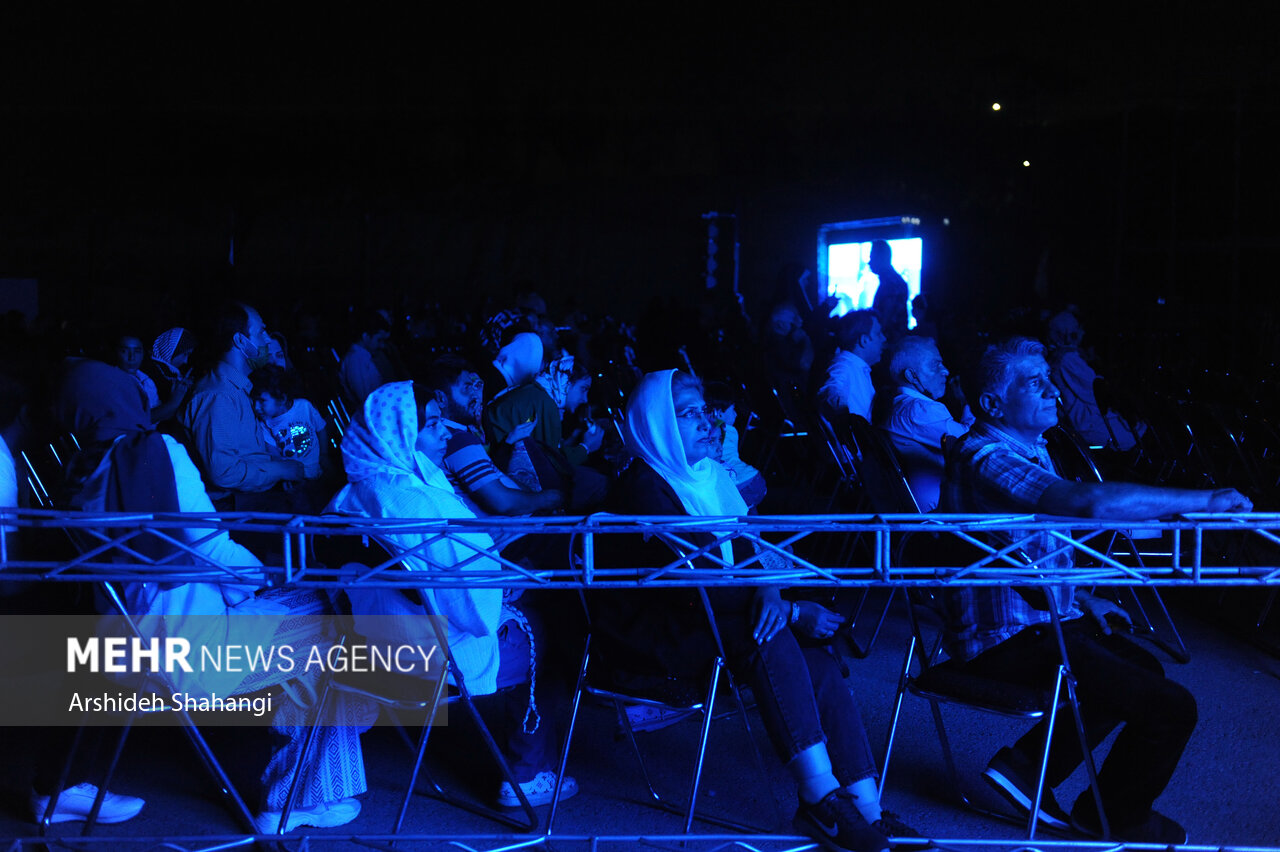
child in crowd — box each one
[702,382,767,510]
[249,365,331,481]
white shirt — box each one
[821,349,874,420]
[880,386,971,512]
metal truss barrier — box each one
[2,508,1279,590]
[4,509,1280,852]
[5,833,1280,852]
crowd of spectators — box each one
[0,272,1260,849]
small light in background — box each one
[1022,160,1031,167]
[991,102,1002,111]
[942,217,951,226]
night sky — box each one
[2,7,1277,364]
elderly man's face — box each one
[990,356,1060,441]
[910,343,949,399]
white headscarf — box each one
[623,369,747,520]
[492,332,544,391]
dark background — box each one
[2,6,1277,370]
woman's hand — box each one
[751,587,789,645]
[793,601,843,640]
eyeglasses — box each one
[675,406,711,424]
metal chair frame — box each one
[548,581,780,836]
[880,588,1110,840]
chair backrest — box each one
[1044,424,1104,484]
[842,415,921,513]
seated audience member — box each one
[179,302,309,512]
[702,381,767,510]
[422,354,563,517]
[762,302,815,391]
[909,294,939,340]
[876,337,973,512]
[478,331,544,408]
[1046,310,1142,451]
[55,357,371,832]
[940,337,1251,843]
[111,333,161,412]
[338,309,393,405]
[250,364,331,482]
[326,382,578,808]
[0,366,145,826]
[484,352,606,512]
[593,369,920,852]
[819,310,886,421]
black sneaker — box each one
[795,789,890,852]
[871,811,935,850]
[1072,798,1188,844]
[981,746,1071,830]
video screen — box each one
[825,237,922,327]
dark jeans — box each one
[488,600,571,784]
[597,586,876,785]
[962,618,1197,825]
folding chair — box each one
[44,580,269,836]
[286,533,542,835]
[880,587,1109,840]
[1044,424,1190,663]
[830,415,924,658]
[549,581,780,834]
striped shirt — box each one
[939,420,1081,661]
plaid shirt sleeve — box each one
[967,441,1063,514]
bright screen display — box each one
[825,237,922,328]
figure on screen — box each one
[870,240,909,344]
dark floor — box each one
[4,589,1280,851]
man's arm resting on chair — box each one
[1037,480,1252,521]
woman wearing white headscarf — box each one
[328,381,577,808]
[596,370,920,852]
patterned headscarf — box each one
[341,382,450,492]
[535,353,575,414]
[151,328,190,370]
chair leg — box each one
[38,723,88,836]
[81,717,136,836]
[393,668,450,835]
[546,635,591,834]
[1063,668,1109,840]
[683,657,722,834]
[174,709,258,832]
[846,587,897,659]
[614,695,664,805]
[878,634,915,798]
[1026,666,1065,840]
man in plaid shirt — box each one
[939,337,1251,844]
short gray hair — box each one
[886,336,939,386]
[975,337,1046,401]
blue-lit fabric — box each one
[331,381,503,694]
[940,419,1081,661]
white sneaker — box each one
[31,782,145,825]
[254,797,361,833]
[496,771,579,808]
